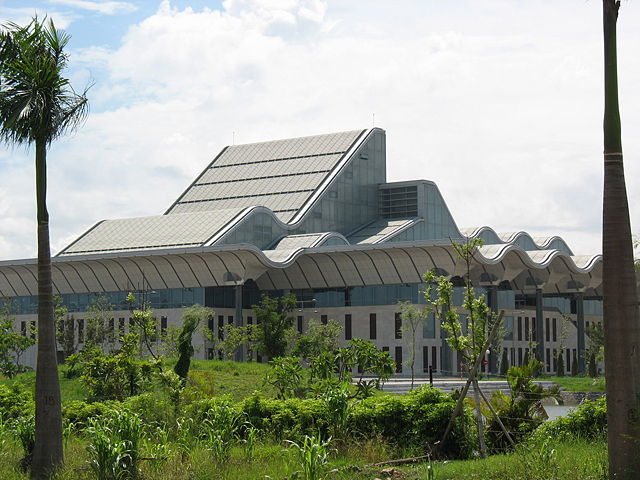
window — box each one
[545,318,550,342]
[517,317,522,341]
[395,346,402,373]
[247,316,253,325]
[218,315,224,340]
[321,315,328,325]
[395,312,402,339]
[552,318,557,342]
[553,349,557,372]
[20,321,26,336]
[369,313,377,339]
[160,316,168,337]
[78,319,84,343]
[423,346,429,372]
[518,348,523,366]
[109,318,115,334]
[524,317,529,341]
[423,313,435,338]
[30,321,36,339]
[119,317,125,335]
[431,346,438,372]
[228,315,234,325]
[344,314,352,340]
[297,316,303,333]
[546,348,551,372]
[566,348,571,372]
[208,316,214,331]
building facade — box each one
[0,128,602,375]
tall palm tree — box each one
[0,18,88,478]
[601,2,640,478]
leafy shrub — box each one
[0,384,33,421]
[534,396,607,440]
[62,400,124,430]
[350,385,473,458]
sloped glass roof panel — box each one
[59,208,246,256]
[167,130,364,219]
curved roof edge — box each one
[459,226,575,256]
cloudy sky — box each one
[0,0,639,261]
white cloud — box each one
[2,0,640,261]
[47,0,137,15]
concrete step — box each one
[376,378,559,395]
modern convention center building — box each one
[0,128,603,375]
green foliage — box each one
[252,294,297,359]
[87,409,143,480]
[322,382,351,440]
[485,362,550,452]
[200,399,246,462]
[0,383,33,422]
[62,400,124,430]
[11,414,35,461]
[556,351,565,377]
[293,318,342,362]
[174,305,211,381]
[287,433,332,480]
[265,356,305,399]
[219,323,253,360]
[79,334,156,401]
[585,322,604,377]
[84,295,116,350]
[500,348,509,377]
[0,305,34,377]
[350,385,473,458]
[398,301,429,387]
[535,396,607,441]
[349,338,394,396]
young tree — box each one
[499,348,509,377]
[0,306,35,377]
[398,301,428,390]
[252,294,297,360]
[0,17,88,477]
[84,296,115,351]
[586,322,604,378]
[293,318,342,362]
[174,305,212,381]
[424,238,511,458]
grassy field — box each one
[1,359,277,403]
[0,432,607,480]
[542,375,605,393]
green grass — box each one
[405,437,607,479]
[181,359,276,401]
[0,430,608,480]
[542,375,605,393]
[1,359,277,404]
[0,369,88,402]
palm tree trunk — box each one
[31,139,63,478]
[602,2,640,478]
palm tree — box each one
[0,18,88,478]
[601,2,640,478]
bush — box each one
[62,400,124,429]
[350,385,473,458]
[0,384,33,422]
[534,396,607,440]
